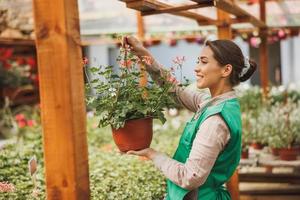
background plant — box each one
[0,48,38,90]
[0,109,189,200]
[255,99,300,148]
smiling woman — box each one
[124,36,257,200]
[195,40,257,97]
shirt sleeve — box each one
[152,114,231,190]
[144,59,210,113]
[174,86,210,112]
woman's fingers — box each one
[122,36,127,47]
[126,150,138,155]
[122,35,151,58]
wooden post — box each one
[32,0,90,199]
[136,11,148,87]
[217,2,240,200]
[226,170,240,200]
[137,11,145,41]
[259,0,269,97]
[217,9,232,39]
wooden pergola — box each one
[31,0,276,199]
[120,0,271,95]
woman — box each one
[125,36,257,200]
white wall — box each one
[281,37,300,86]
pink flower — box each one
[167,75,179,84]
[18,120,26,128]
[92,123,98,128]
[119,59,133,68]
[2,61,11,70]
[0,48,13,60]
[0,182,15,192]
[141,56,153,65]
[16,57,26,65]
[27,120,36,127]
[27,57,36,69]
[83,57,88,65]
[15,114,25,121]
[172,56,185,66]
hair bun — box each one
[239,59,257,82]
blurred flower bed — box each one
[236,84,300,154]
[1,84,300,199]
[0,48,38,90]
[0,103,189,199]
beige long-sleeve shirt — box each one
[145,58,237,198]
[153,89,236,193]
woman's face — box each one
[194,46,225,89]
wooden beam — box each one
[212,0,266,28]
[217,6,232,39]
[0,38,35,46]
[142,1,214,16]
[137,11,145,40]
[259,0,269,97]
[136,11,148,87]
[239,172,300,184]
[32,0,90,199]
[120,0,217,25]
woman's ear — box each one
[222,64,232,78]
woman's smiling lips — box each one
[196,74,204,80]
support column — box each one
[32,0,90,199]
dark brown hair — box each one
[205,40,257,86]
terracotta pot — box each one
[150,39,161,46]
[251,142,264,150]
[241,149,249,159]
[271,147,280,156]
[279,147,298,161]
[2,87,18,100]
[168,39,177,47]
[185,36,196,43]
[112,118,153,152]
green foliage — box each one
[0,130,45,200]
[89,149,166,200]
[0,110,189,199]
[0,98,18,139]
[236,86,263,113]
[258,100,300,148]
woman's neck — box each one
[210,85,233,98]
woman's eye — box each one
[197,57,207,64]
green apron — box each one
[166,98,242,200]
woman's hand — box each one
[126,147,157,160]
[123,36,150,58]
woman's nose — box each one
[194,65,201,73]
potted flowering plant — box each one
[85,44,181,152]
[0,48,38,102]
[258,100,300,160]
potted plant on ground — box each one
[237,85,267,150]
[259,100,300,160]
[241,112,255,159]
[85,44,181,152]
[0,48,38,103]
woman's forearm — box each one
[140,51,209,113]
[141,52,175,87]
